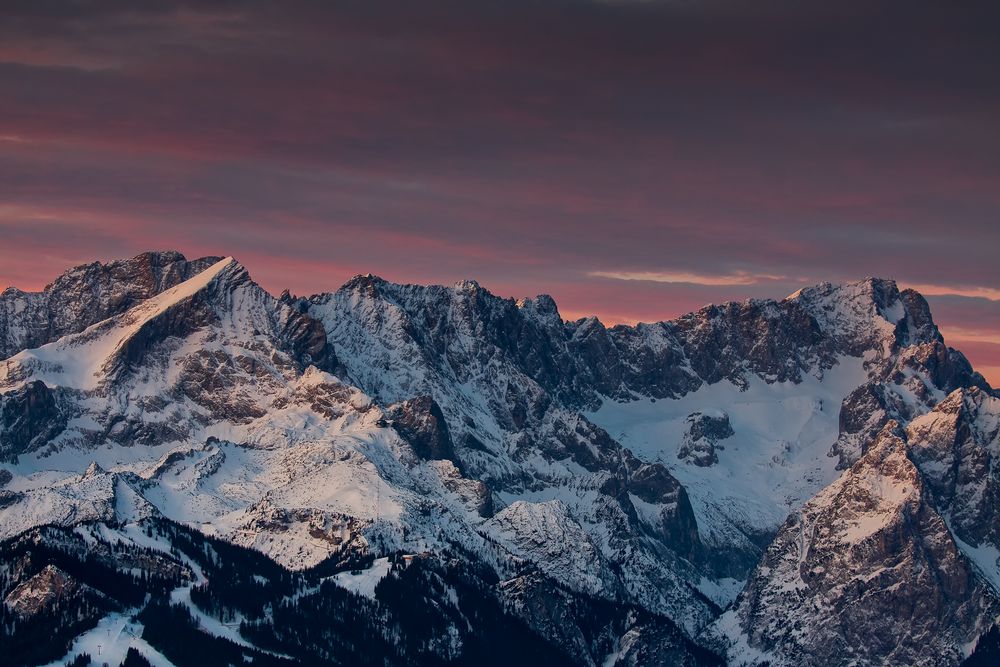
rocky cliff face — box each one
[0,251,997,666]
[907,388,1000,554]
[0,380,67,461]
[3,564,103,618]
[306,274,714,628]
[714,391,1000,665]
[0,251,222,360]
[677,411,733,467]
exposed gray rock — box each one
[0,380,67,461]
[386,395,456,461]
[714,404,1000,666]
[677,411,733,467]
[3,564,104,618]
[831,340,992,468]
[0,250,222,360]
[907,387,1000,550]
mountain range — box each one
[0,251,997,667]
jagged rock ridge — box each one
[712,389,1000,666]
[0,251,996,667]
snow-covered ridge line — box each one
[0,257,238,392]
[0,250,225,361]
[1,251,998,667]
[3,251,991,399]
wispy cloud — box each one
[934,326,1000,347]
[588,270,787,286]
[0,0,996,380]
[902,283,1000,301]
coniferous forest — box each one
[0,517,723,667]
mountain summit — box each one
[0,252,996,667]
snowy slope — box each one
[0,259,489,572]
[1,257,236,392]
[0,257,711,634]
[589,356,866,576]
[587,278,991,585]
[307,276,718,629]
[0,250,222,361]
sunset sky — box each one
[1,1,998,383]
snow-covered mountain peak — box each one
[2,256,999,667]
[0,250,225,361]
[712,413,997,666]
[711,384,1000,665]
[787,276,946,356]
[516,294,563,329]
[339,272,390,295]
[0,257,247,393]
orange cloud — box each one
[902,283,1000,302]
[588,270,788,286]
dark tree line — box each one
[0,524,184,667]
[1,518,722,667]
